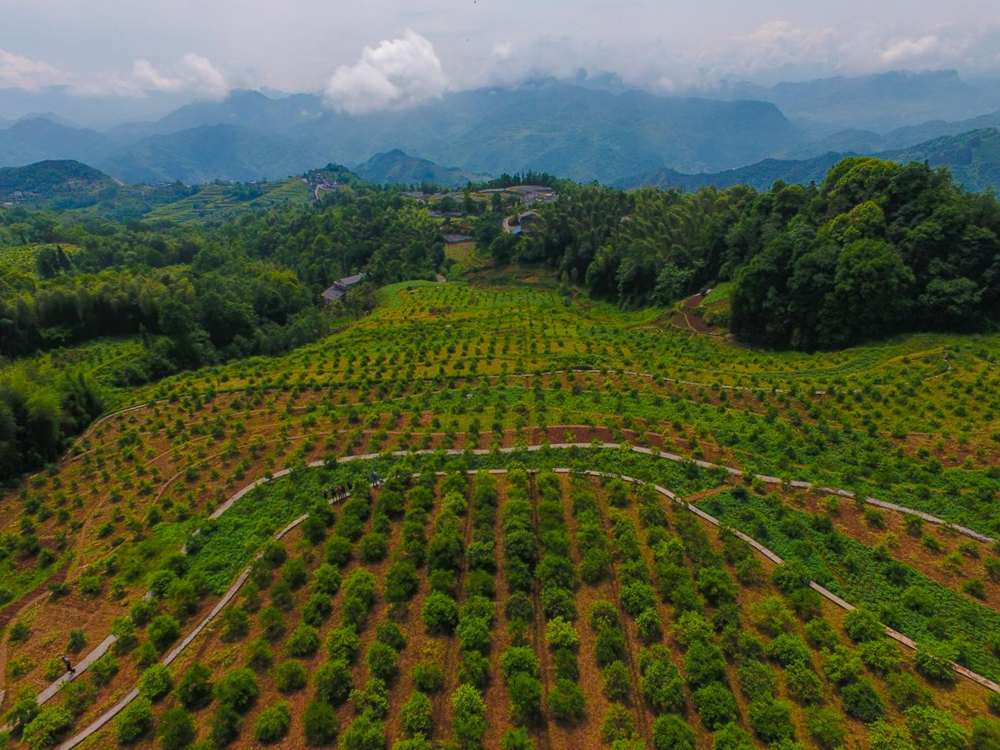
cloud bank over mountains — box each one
[3,7,1000,118]
[0,49,64,91]
[0,49,229,100]
[130,54,229,99]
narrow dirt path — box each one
[528,473,555,750]
[557,474,609,750]
[482,477,514,748]
[385,480,455,745]
[592,480,653,744]
[434,475,475,738]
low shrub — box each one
[275,660,307,693]
[253,702,291,744]
[652,714,696,750]
[412,661,445,693]
[547,678,585,723]
[314,659,353,705]
[176,662,214,710]
[303,699,339,746]
[22,706,73,750]
[137,664,172,702]
[400,690,433,737]
[214,667,259,713]
[116,697,153,745]
[158,707,196,750]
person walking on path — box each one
[62,656,75,675]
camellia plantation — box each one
[0,153,1000,750]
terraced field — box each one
[1,279,999,749]
[144,180,312,225]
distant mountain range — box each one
[614,128,1000,192]
[2,70,1000,187]
[701,70,1000,135]
[100,124,332,184]
[4,127,999,219]
[778,110,1000,161]
[0,85,802,184]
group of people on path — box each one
[322,483,351,502]
[321,472,384,502]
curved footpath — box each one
[25,440,996,715]
[52,443,1000,749]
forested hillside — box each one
[0,181,446,483]
[504,157,1000,348]
[354,150,486,188]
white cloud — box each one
[490,41,514,61]
[130,53,228,99]
[681,21,848,85]
[880,35,941,65]
[460,18,1000,95]
[324,30,447,115]
[0,49,64,90]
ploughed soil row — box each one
[433,476,475,740]
[384,477,458,745]
[590,479,653,745]
[557,474,612,750]
[480,479,514,748]
[527,474,555,750]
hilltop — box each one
[0,159,117,206]
[354,150,486,188]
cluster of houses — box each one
[305,175,349,200]
[477,185,557,206]
[505,185,557,205]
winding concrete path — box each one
[52,443,1000,750]
[28,437,996,719]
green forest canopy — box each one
[508,157,1000,349]
[0,183,446,483]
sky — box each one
[3,0,1000,115]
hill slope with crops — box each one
[1,280,1000,749]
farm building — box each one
[517,210,540,232]
[320,273,365,304]
[443,233,474,244]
